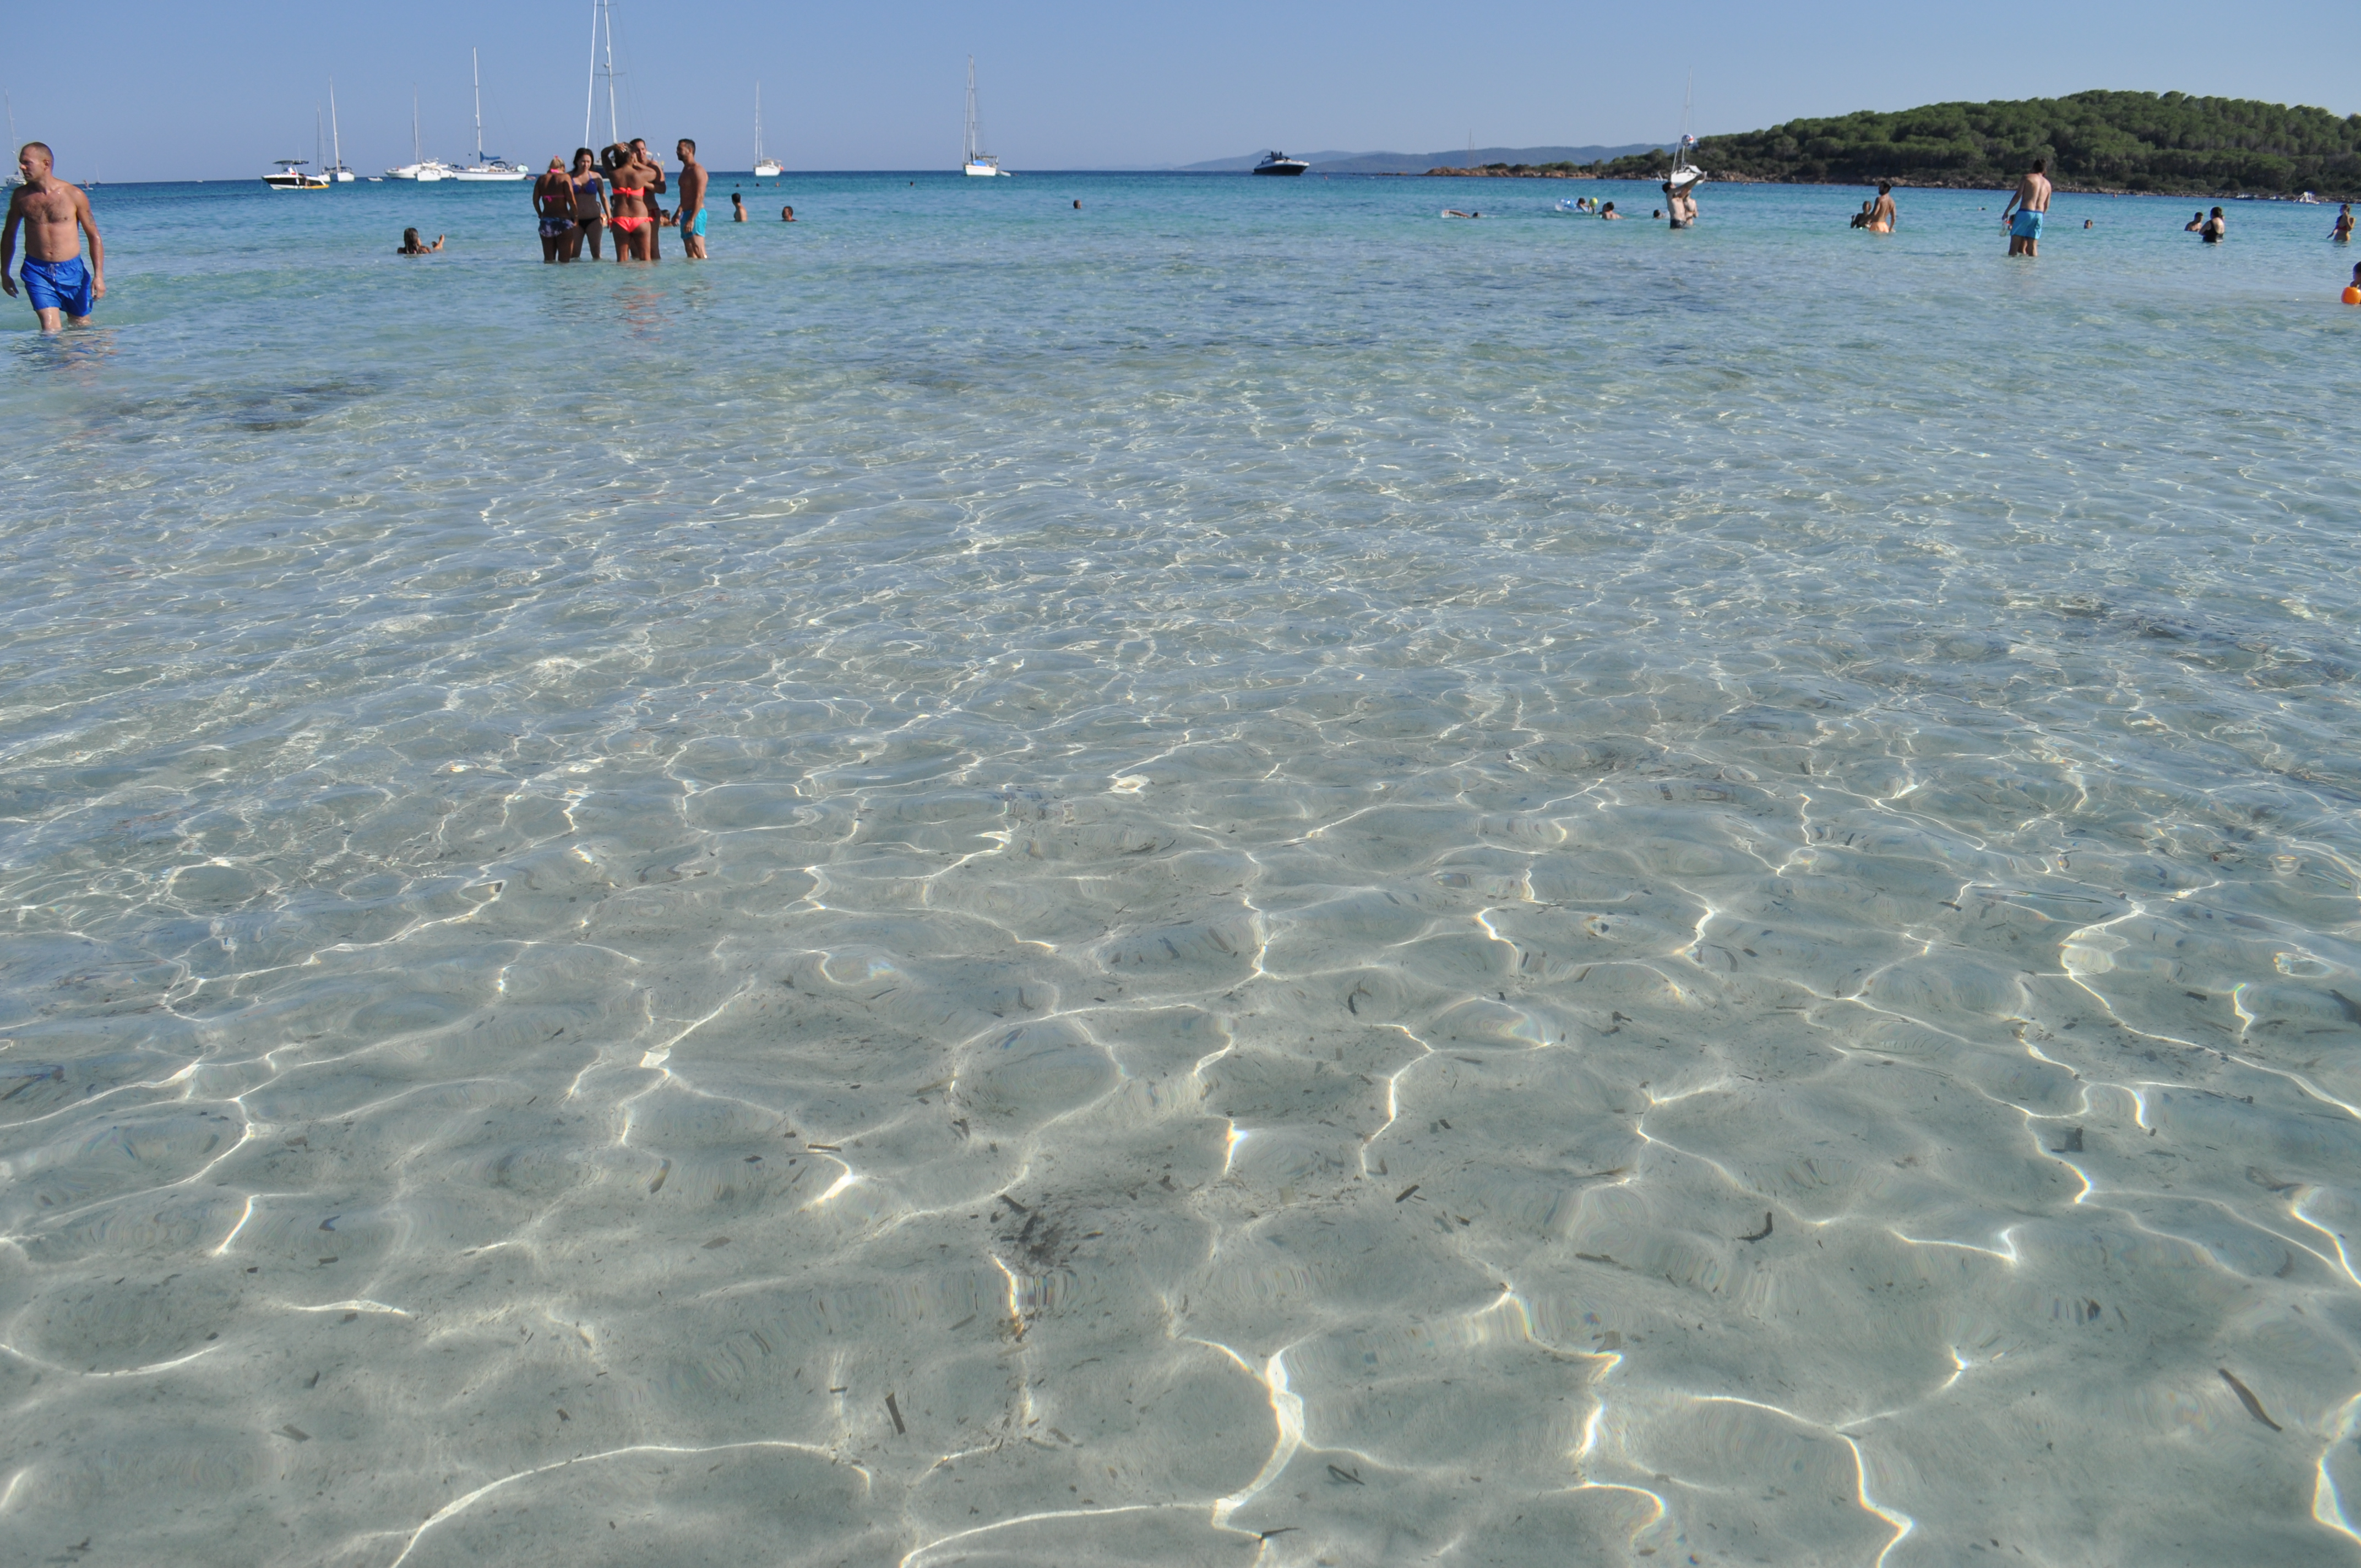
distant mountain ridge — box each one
[1180,144,1661,174]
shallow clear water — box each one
[4,172,2361,1567]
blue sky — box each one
[15,0,2361,180]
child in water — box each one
[397,228,443,254]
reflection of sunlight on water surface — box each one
[2,174,2360,1565]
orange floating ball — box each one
[2345,285,2361,304]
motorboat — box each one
[1252,151,1309,176]
[753,83,782,178]
[448,50,532,181]
[962,57,1010,176]
[449,159,530,182]
[263,159,329,190]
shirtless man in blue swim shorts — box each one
[2001,157,2051,258]
[2,142,106,331]
[674,138,709,260]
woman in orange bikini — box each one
[602,144,659,262]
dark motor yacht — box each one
[1252,150,1310,176]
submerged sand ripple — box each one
[5,178,2361,1565]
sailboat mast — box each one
[754,82,762,165]
[965,56,977,163]
[330,80,342,171]
[584,0,599,148]
[603,0,618,145]
[412,89,422,165]
[472,48,485,166]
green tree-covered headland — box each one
[1590,91,2361,198]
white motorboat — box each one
[385,91,449,180]
[449,160,530,182]
[262,159,329,190]
[753,83,781,178]
[448,49,531,181]
[962,57,1009,176]
[1252,151,1309,176]
[266,112,335,189]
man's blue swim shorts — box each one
[20,255,95,317]
[2010,209,2044,240]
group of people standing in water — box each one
[527,137,713,263]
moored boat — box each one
[262,159,329,190]
[447,50,530,181]
[386,92,448,180]
[962,57,1010,176]
[753,84,781,178]
[1252,150,1309,176]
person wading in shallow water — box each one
[629,138,667,259]
[603,143,660,262]
[535,158,575,263]
[2,141,105,331]
[568,147,608,261]
[673,139,709,260]
[2001,158,2051,257]
[1866,181,1897,233]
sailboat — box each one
[385,90,449,180]
[1665,73,1705,223]
[962,57,1009,176]
[450,49,531,179]
[753,83,781,178]
[326,81,354,180]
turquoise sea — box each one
[5,171,2361,1566]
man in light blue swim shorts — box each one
[2001,157,2052,258]
[3,140,107,331]
[673,137,709,260]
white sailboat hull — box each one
[754,161,782,178]
[964,161,1008,177]
[449,167,531,182]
